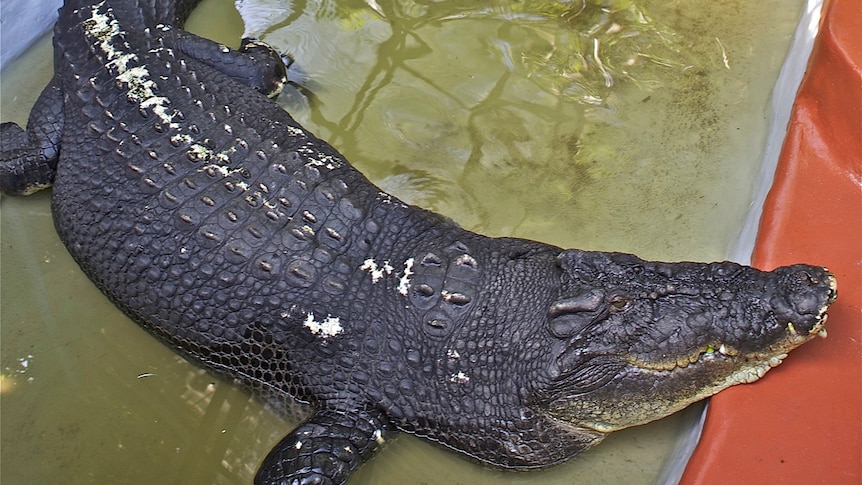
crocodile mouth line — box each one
[625,342,742,372]
[626,307,830,373]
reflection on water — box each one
[248,0,803,261]
[1,0,804,483]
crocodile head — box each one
[540,249,837,433]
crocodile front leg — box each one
[162,27,288,97]
[0,77,64,195]
[255,406,393,485]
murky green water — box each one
[1,0,804,483]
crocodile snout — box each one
[772,265,836,337]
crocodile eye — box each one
[610,297,631,311]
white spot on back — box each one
[171,133,193,145]
[450,371,470,384]
[304,152,341,170]
[83,2,179,128]
[303,312,343,338]
[397,258,414,296]
[361,259,394,283]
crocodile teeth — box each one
[810,314,828,338]
[711,343,739,356]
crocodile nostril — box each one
[791,292,823,317]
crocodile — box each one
[0,0,838,483]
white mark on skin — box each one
[245,192,263,205]
[83,2,179,128]
[303,312,343,338]
[446,349,460,360]
[108,52,137,72]
[148,47,174,57]
[372,429,385,446]
[304,151,342,170]
[287,126,305,137]
[171,133,193,145]
[189,144,213,161]
[361,259,394,283]
[195,143,250,188]
[377,192,408,208]
[450,371,470,384]
[305,159,336,170]
[397,258,414,296]
[294,441,303,450]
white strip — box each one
[397,258,414,295]
[361,259,394,283]
[303,312,343,338]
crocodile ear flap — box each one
[547,288,606,338]
[545,352,626,400]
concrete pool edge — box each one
[0,0,60,70]
[680,0,862,482]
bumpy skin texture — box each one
[0,1,837,484]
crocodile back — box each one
[49,0,445,399]
[44,1,591,468]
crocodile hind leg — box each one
[164,27,288,98]
[255,407,393,485]
[0,77,64,196]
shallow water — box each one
[1,0,804,483]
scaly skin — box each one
[0,1,838,483]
